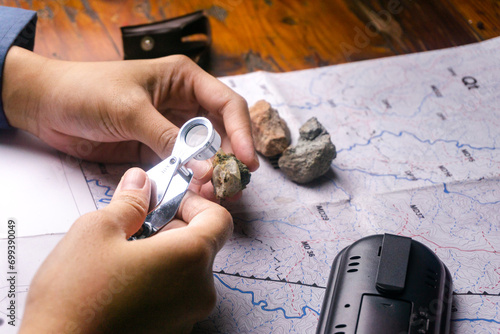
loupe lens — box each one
[173,117,221,162]
[185,124,208,147]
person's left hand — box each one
[19,168,234,333]
[2,46,259,199]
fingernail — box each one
[249,150,259,171]
[253,151,260,168]
[120,168,147,190]
[201,160,213,178]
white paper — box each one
[0,130,96,237]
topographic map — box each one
[82,37,500,333]
[3,37,495,333]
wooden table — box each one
[1,0,499,77]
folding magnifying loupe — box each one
[129,117,221,240]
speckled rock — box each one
[249,100,291,157]
[212,150,251,199]
[278,117,336,184]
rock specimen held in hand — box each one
[249,100,291,157]
[278,117,336,184]
[212,149,251,199]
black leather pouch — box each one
[121,11,211,68]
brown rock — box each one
[249,100,291,157]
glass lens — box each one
[185,124,208,147]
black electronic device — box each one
[316,234,453,334]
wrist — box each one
[2,46,51,134]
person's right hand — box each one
[19,168,233,333]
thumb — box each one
[103,168,151,238]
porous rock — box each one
[278,117,336,184]
[249,100,291,157]
[212,149,251,199]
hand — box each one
[2,46,259,197]
[19,168,233,333]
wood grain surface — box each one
[1,0,499,76]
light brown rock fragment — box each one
[211,149,251,199]
[249,100,291,157]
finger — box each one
[159,219,187,231]
[128,104,180,159]
[186,159,213,185]
[162,59,259,172]
[222,191,243,202]
[199,183,242,202]
[101,168,151,238]
[44,132,156,164]
[150,191,233,253]
[192,76,260,172]
[178,192,233,251]
[188,180,218,202]
[197,182,217,201]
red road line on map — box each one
[289,284,299,314]
[482,231,498,253]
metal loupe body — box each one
[129,117,221,240]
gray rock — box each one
[278,117,336,184]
